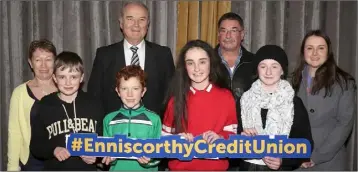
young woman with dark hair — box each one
[292,30,356,170]
[161,40,238,171]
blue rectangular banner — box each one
[65,133,311,160]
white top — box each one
[230,66,235,73]
[123,39,146,70]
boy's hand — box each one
[53,147,71,161]
[102,156,116,165]
[137,156,150,164]
[203,130,222,144]
[178,133,194,142]
[80,156,96,164]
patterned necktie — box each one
[130,46,139,66]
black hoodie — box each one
[30,90,104,171]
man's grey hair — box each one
[119,1,150,23]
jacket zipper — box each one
[230,62,250,89]
[128,109,132,137]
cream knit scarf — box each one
[240,79,295,136]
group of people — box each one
[7,1,356,171]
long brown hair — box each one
[164,40,229,133]
[291,30,356,97]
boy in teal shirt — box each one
[102,65,161,171]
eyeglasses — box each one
[219,28,243,35]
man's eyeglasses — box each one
[219,28,243,35]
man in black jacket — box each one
[215,12,256,100]
[215,12,256,171]
[87,2,175,117]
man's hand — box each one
[81,156,96,164]
[178,133,194,142]
[102,156,116,165]
[53,147,71,161]
[263,156,282,170]
[137,156,151,164]
[203,130,222,144]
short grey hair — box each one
[119,1,150,23]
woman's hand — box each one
[263,156,282,170]
[300,159,315,168]
[241,128,258,136]
[179,133,194,142]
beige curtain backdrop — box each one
[1,0,357,171]
[231,1,357,170]
[0,1,177,170]
[176,1,231,57]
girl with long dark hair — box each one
[292,30,356,170]
[161,40,238,170]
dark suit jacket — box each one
[87,40,175,117]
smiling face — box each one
[29,48,55,80]
[184,48,211,89]
[119,3,149,45]
[218,19,244,52]
[257,59,283,92]
[53,67,84,100]
[116,77,146,109]
[303,35,329,69]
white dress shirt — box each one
[123,39,146,70]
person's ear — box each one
[28,59,33,69]
[119,18,123,30]
[52,74,57,84]
[141,87,147,97]
[240,29,245,42]
[115,87,120,97]
[80,73,84,83]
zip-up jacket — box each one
[215,45,256,100]
[103,104,162,171]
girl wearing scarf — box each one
[239,45,314,171]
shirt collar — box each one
[218,46,243,64]
[189,84,213,94]
[124,39,145,50]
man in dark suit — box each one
[87,2,175,117]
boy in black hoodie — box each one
[30,51,104,170]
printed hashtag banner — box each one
[65,133,312,160]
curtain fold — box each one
[200,1,231,47]
[176,1,200,58]
[176,1,231,57]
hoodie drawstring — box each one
[62,100,78,133]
